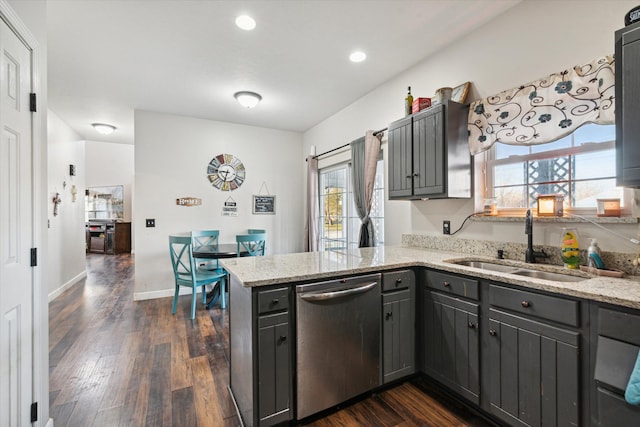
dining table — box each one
[192,242,250,309]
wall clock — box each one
[207,153,246,191]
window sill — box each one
[471,214,638,224]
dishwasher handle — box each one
[299,281,377,301]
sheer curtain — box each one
[351,131,382,247]
[304,155,319,252]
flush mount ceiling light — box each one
[235,15,256,31]
[349,51,367,63]
[234,91,262,109]
[92,123,117,135]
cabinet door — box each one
[413,105,444,197]
[258,312,291,426]
[382,288,415,383]
[616,22,640,186]
[422,291,479,404]
[388,115,414,198]
[488,309,580,427]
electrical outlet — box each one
[146,218,155,228]
[443,220,450,235]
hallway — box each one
[48,253,494,426]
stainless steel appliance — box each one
[295,273,381,420]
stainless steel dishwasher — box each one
[295,273,381,420]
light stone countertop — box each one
[220,245,640,310]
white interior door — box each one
[0,16,34,427]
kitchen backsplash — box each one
[402,234,640,275]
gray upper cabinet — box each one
[388,100,472,200]
[616,20,640,187]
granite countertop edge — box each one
[220,245,640,310]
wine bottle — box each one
[405,86,413,116]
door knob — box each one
[489,329,497,336]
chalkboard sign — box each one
[253,195,275,214]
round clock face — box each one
[207,154,245,191]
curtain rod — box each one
[307,127,387,161]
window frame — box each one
[478,126,631,217]
[318,154,384,252]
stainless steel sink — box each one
[510,269,587,282]
[447,259,589,282]
[453,260,519,273]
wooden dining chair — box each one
[169,235,227,319]
[191,230,220,270]
[236,232,266,257]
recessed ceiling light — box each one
[234,91,262,109]
[349,51,367,63]
[92,123,117,135]
[236,15,256,31]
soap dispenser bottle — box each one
[561,227,580,269]
[588,238,605,269]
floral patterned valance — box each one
[468,55,615,155]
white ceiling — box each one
[47,0,521,145]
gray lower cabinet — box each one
[258,312,291,425]
[422,270,480,404]
[229,279,292,427]
[590,305,640,426]
[381,270,415,383]
[487,284,582,427]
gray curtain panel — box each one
[351,131,381,247]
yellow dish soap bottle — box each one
[561,227,580,269]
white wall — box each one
[85,139,135,220]
[303,0,640,254]
[47,110,87,299]
[134,110,303,299]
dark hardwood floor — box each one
[49,253,496,427]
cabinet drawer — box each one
[489,284,579,327]
[425,270,478,300]
[258,288,289,314]
[382,269,415,292]
[598,307,640,346]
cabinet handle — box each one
[386,311,393,320]
[489,329,497,336]
[413,173,419,177]
[278,335,287,344]
[272,298,279,305]
[406,175,412,179]
[521,300,530,308]
[395,278,402,286]
[443,281,450,287]
[468,322,475,329]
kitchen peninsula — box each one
[223,244,640,427]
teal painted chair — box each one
[191,229,220,270]
[248,229,265,234]
[236,232,266,257]
[169,235,226,319]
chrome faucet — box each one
[525,209,548,263]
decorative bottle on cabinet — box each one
[561,227,580,269]
[405,86,413,116]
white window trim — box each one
[474,142,633,218]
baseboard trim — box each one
[133,287,201,301]
[48,270,87,302]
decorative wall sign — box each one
[176,197,202,206]
[207,153,246,191]
[222,196,238,216]
[451,81,470,103]
[253,195,276,214]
